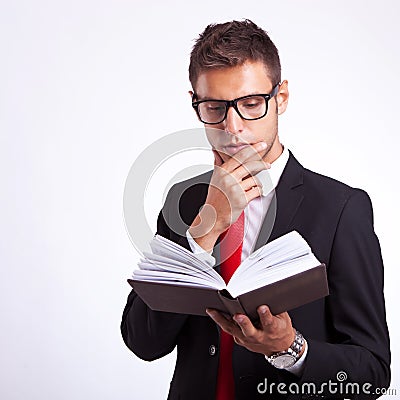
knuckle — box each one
[251,161,265,173]
[234,336,244,346]
[243,331,254,340]
[261,317,274,328]
[268,331,280,341]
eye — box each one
[204,102,225,112]
[242,99,263,108]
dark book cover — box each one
[128,263,328,319]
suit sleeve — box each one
[297,189,391,398]
[120,195,189,361]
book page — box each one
[227,231,321,297]
[132,235,226,289]
[133,269,226,289]
[131,231,321,297]
[150,235,212,271]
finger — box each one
[245,186,263,203]
[206,309,241,336]
[228,144,268,172]
[231,160,271,181]
[223,142,268,173]
[233,314,258,338]
[240,176,263,192]
[213,150,224,167]
[233,336,244,346]
[275,311,291,321]
[276,312,293,331]
[257,305,275,330]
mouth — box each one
[223,143,251,155]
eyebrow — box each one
[193,92,266,102]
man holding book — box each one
[121,20,390,399]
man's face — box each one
[192,60,289,163]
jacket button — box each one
[209,345,217,356]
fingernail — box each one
[234,315,244,323]
[260,306,268,314]
[258,142,267,149]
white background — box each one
[1,1,399,399]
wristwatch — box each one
[266,330,304,369]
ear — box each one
[276,80,289,115]
[188,90,202,122]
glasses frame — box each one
[191,83,280,125]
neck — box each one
[264,136,283,164]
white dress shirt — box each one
[185,146,307,375]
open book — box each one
[128,231,329,320]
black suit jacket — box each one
[121,152,390,399]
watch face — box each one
[272,354,296,369]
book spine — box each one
[217,291,246,316]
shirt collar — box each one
[256,145,289,196]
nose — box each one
[224,105,244,135]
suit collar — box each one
[276,150,304,190]
[254,151,305,248]
[212,151,305,265]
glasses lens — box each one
[237,96,267,119]
[198,101,226,124]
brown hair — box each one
[189,19,281,89]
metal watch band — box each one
[266,330,304,368]
[289,329,304,356]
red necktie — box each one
[215,211,245,400]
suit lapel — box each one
[254,151,305,250]
[213,151,305,264]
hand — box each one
[206,305,300,357]
[208,142,269,229]
[189,142,270,251]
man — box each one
[121,20,390,399]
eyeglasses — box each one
[192,83,280,125]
